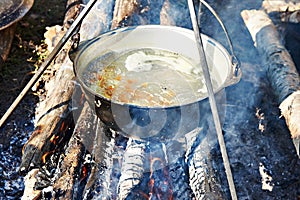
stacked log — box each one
[19,0,81,173]
[241,6,300,149]
[21,0,227,199]
[262,0,300,23]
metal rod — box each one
[0,0,98,128]
[187,0,238,199]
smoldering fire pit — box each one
[6,0,300,199]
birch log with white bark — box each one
[262,0,300,23]
[241,9,300,139]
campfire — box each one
[2,0,300,199]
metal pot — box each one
[71,25,241,141]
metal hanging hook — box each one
[198,0,240,78]
[187,0,238,199]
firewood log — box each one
[111,0,165,29]
[21,169,41,200]
[79,0,115,41]
[262,0,300,23]
[241,10,300,139]
[20,0,83,198]
[280,91,300,138]
[51,102,97,199]
[19,0,86,174]
[262,0,300,14]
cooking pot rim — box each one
[73,25,239,109]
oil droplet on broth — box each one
[83,48,219,107]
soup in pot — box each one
[82,48,220,107]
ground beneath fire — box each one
[0,0,66,198]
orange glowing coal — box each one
[50,134,60,145]
[59,121,65,132]
[41,151,54,163]
[80,165,88,182]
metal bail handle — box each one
[199,0,240,77]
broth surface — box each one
[82,48,220,107]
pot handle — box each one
[69,38,93,63]
[200,0,241,84]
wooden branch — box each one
[19,39,75,173]
[117,139,146,199]
[0,23,16,68]
[262,0,300,14]
[81,118,119,199]
[241,10,300,102]
[20,2,81,199]
[262,0,300,23]
[241,9,300,138]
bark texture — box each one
[241,9,300,138]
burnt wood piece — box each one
[111,0,139,29]
[280,91,300,139]
[19,0,81,175]
[81,118,123,199]
[241,10,300,139]
[262,0,300,15]
[111,0,165,29]
[79,0,115,41]
[51,102,97,199]
[19,41,76,173]
[0,23,16,69]
[117,139,146,199]
[185,126,226,200]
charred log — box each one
[79,0,115,41]
[185,127,227,200]
[117,139,146,200]
[19,0,83,174]
[262,0,300,23]
[51,102,95,199]
[241,10,300,138]
[81,119,123,199]
[111,0,165,29]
